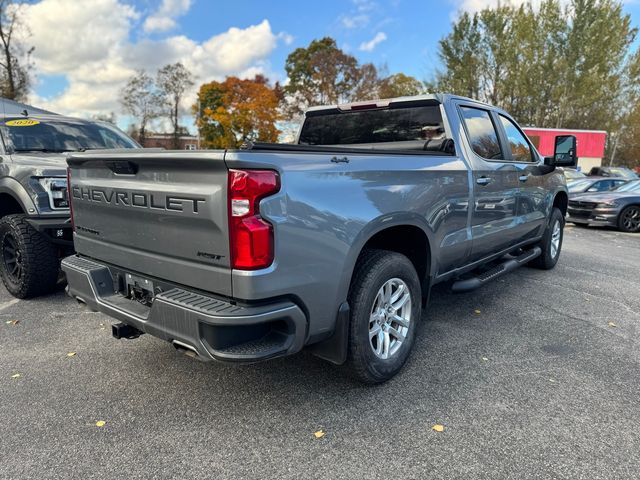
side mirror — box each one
[545,135,577,167]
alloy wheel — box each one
[369,278,412,360]
[550,220,561,259]
[621,207,640,232]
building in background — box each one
[523,128,607,172]
[144,133,198,150]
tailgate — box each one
[67,151,232,296]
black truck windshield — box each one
[2,118,138,153]
[298,104,446,149]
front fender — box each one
[0,177,37,214]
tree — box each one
[283,37,381,117]
[0,0,33,101]
[433,0,638,136]
[378,73,424,98]
[119,70,165,146]
[157,62,194,149]
[195,75,280,149]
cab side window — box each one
[499,115,533,162]
[460,106,503,160]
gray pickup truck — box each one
[62,94,576,383]
[0,100,138,298]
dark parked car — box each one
[567,179,640,232]
[567,177,628,197]
[588,166,638,179]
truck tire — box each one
[346,249,422,384]
[529,207,564,270]
[0,214,60,298]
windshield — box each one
[615,179,640,192]
[568,179,594,193]
[298,104,446,149]
[608,167,638,179]
[2,117,138,153]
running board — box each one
[451,246,542,293]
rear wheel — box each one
[0,215,60,298]
[346,249,422,384]
[529,207,564,270]
[618,205,640,233]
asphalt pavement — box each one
[1,225,639,479]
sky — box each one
[21,0,640,131]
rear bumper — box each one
[61,255,307,363]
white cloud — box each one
[359,32,387,52]
[341,14,370,29]
[21,0,285,120]
[143,0,192,33]
[339,0,378,29]
[21,0,138,75]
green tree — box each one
[283,37,380,117]
[433,0,638,135]
[378,73,425,98]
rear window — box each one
[298,105,446,148]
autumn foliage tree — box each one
[283,37,381,118]
[195,75,280,149]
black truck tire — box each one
[0,214,60,298]
[529,207,564,270]
[346,249,422,384]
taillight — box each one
[66,167,75,232]
[228,169,280,270]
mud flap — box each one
[308,302,350,365]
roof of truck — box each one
[305,93,492,114]
[0,97,57,116]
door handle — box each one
[518,174,530,182]
[476,176,492,186]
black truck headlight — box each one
[38,177,69,209]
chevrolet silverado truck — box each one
[62,94,576,383]
[0,101,138,298]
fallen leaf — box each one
[11,373,21,378]
[608,322,617,328]
[481,357,489,362]
[474,309,481,315]
[313,430,325,438]
[95,421,106,428]
[67,352,76,357]
[432,424,445,432]
[5,320,19,325]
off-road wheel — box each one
[0,214,60,298]
[346,249,422,384]
[529,207,564,270]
